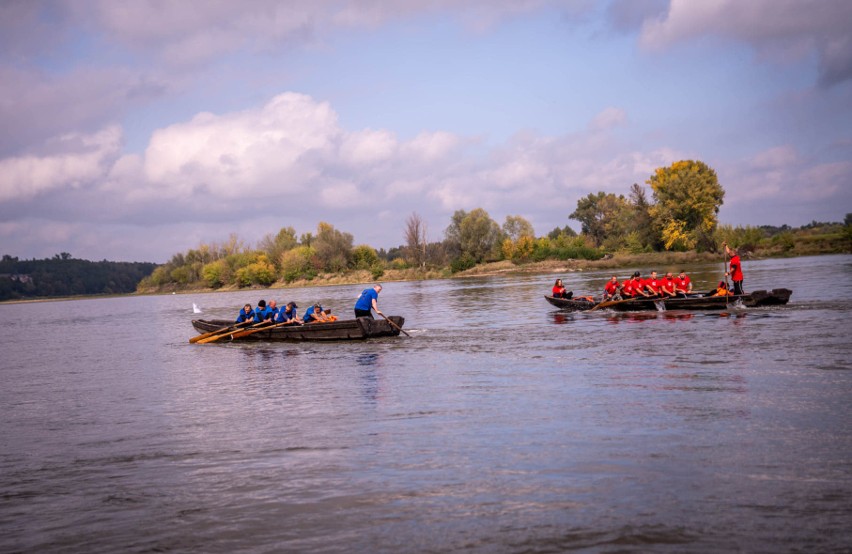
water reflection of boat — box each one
[545,288,792,312]
[191,317,405,342]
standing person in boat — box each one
[660,272,678,298]
[674,270,693,296]
[603,275,621,300]
[235,303,254,323]
[275,302,302,325]
[354,284,384,319]
[724,243,744,295]
[552,278,573,299]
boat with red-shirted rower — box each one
[545,288,792,312]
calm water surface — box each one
[1,255,851,553]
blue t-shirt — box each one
[303,305,322,322]
[235,308,253,323]
[253,306,271,323]
[354,288,378,311]
[276,307,297,323]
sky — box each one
[1,0,851,263]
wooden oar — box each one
[228,320,301,340]
[589,297,636,312]
[723,247,732,310]
[189,320,253,343]
[379,313,410,337]
[196,321,273,344]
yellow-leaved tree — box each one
[648,160,725,251]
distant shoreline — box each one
[2,251,847,304]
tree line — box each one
[0,253,158,301]
[4,160,848,299]
[135,159,850,293]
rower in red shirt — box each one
[630,271,649,297]
[660,272,677,297]
[643,271,663,297]
[674,270,692,296]
[621,275,636,297]
[603,275,621,300]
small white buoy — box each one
[193,303,202,313]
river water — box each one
[1,254,850,553]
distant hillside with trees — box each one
[0,253,157,301]
[137,160,851,294]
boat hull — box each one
[192,316,405,342]
[545,289,792,312]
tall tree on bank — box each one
[569,192,632,248]
[648,160,725,251]
[404,212,428,269]
[501,215,536,261]
[444,208,502,267]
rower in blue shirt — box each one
[253,299,268,323]
[235,303,253,323]
[303,303,323,323]
[276,302,302,324]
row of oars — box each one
[189,320,296,344]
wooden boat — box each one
[545,288,792,312]
[191,316,405,342]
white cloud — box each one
[589,107,628,131]
[0,126,122,202]
[639,0,852,86]
[143,93,339,198]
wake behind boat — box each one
[191,316,405,342]
[545,288,792,312]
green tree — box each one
[312,222,353,272]
[647,160,725,251]
[569,192,632,248]
[280,246,317,282]
[351,244,380,270]
[258,226,298,267]
[628,183,659,250]
[445,208,502,263]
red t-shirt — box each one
[660,277,676,294]
[675,275,691,292]
[631,278,644,295]
[621,279,634,296]
[552,285,566,296]
[729,255,743,281]
[604,281,619,295]
[644,278,662,294]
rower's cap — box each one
[258,299,266,308]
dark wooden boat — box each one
[191,316,405,342]
[545,288,792,312]
[542,296,597,311]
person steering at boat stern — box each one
[552,279,573,299]
[354,284,383,319]
[724,243,744,295]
